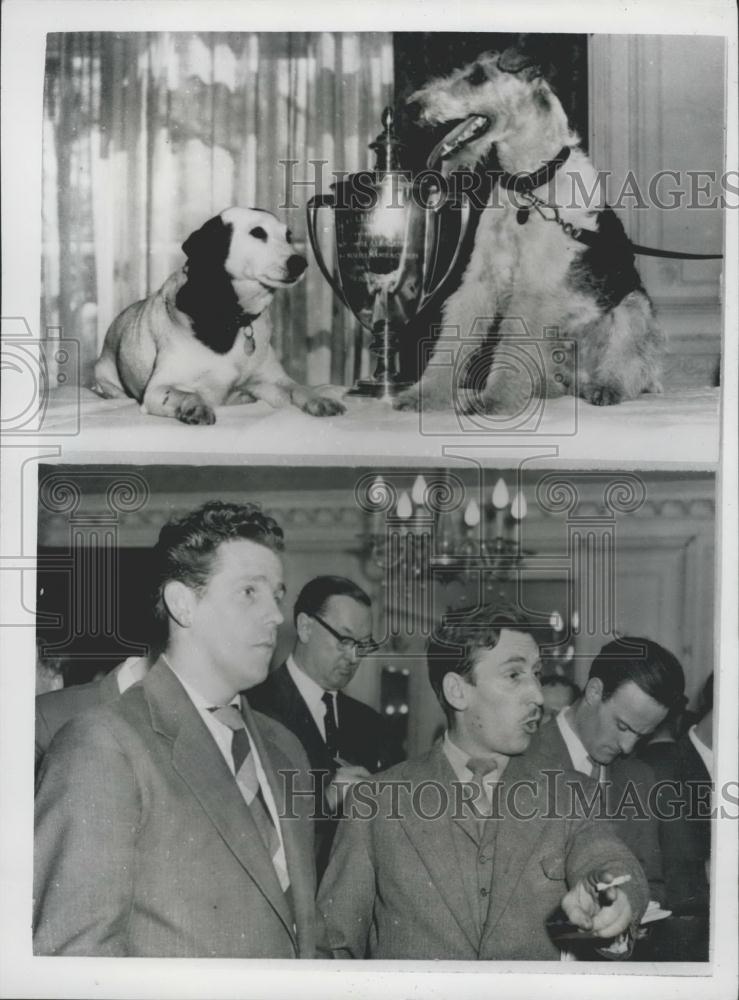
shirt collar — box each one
[161,655,240,713]
[557,706,594,775]
[286,653,330,711]
[442,731,508,782]
[688,724,714,778]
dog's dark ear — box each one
[498,46,543,81]
[182,215,232,265]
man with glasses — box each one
[250,575,400,873]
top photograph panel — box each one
[21,30,728,466]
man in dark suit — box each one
[638,676,713,960]
[34,501,318,957]
[318,603,649,960]
[526,637,687,908]
[249,575,400,873]
[34,655,150,771]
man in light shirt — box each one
[527,636,686,907]
[318,603,648,960]
[34,500,317,957]
[250,575,400,873]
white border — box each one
[1,1,737,998]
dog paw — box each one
[301,395,346,417]
[232,387,258,404]
[176,397,216,425]
[393,386,450,412]
[583,385,623,407]
[392,389,421,412]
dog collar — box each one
[242,322,255,356]
[498,146,571,194]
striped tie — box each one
[210,705,291,893]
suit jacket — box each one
[527,718,665,905]
[34,658,317,957]
[249,661,401,875]
[317,741,649,960]
[35,667,121,770]
[638,736,711,909]
[248,661,400,774]
[637,735,711,961]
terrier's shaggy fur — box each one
[394,49,664,414]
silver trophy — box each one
[307,108,474,398]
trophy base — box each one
[346,378,414,400]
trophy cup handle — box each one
[306,194,351,309]
[416,192,473,315]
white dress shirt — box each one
[171,668,285,851]
[688,724,714,778]
[442,731,508,801]
[286,653,336,741]
[557,707,604,781]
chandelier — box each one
[362,472,531,582]
[358,471,579,664]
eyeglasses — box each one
[311,613,379,656]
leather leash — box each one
[499,158,724,260]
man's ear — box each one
[584,676,604,707]
[295,611,313,645]
[163,580,197,628]
[442,672,471,713]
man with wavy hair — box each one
[318,602,649,960]
[34,500,317,957]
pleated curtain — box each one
[41,32,393,388]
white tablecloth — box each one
[38,386,720,468]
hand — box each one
[325,765,372,814]
[561,870,634,939]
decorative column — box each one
[37,470,151,661]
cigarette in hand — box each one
[595,874,631,892]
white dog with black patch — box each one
[394,49,664,414]
[93,206,345,424]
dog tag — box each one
[242,325,255,356]
[516,208,530,225]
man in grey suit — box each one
[526,637,686,907]
[318,603,649,960]
[34,500,318,957]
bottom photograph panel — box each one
[34,463,715,964]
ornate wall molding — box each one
[37,473,716,549]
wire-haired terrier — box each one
[394,48,664,415]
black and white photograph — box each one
[0,1,737,998]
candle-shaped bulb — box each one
[550,611,564,632]
[492,477,510,509]
[396,491,413,520]
[565,644,575,661]
[510,491,527,520]
[464,499,481,527]
[411,474,427,506]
